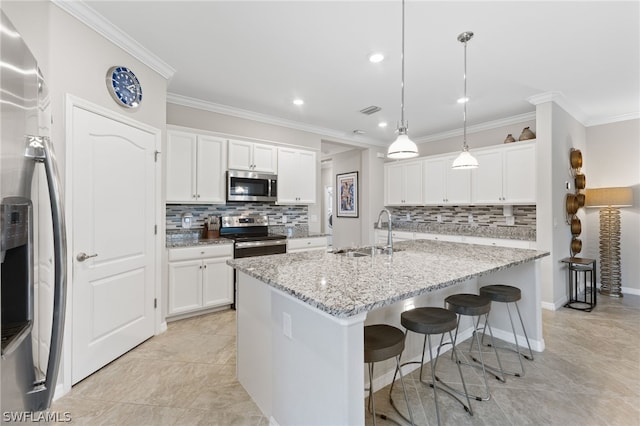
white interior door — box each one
[71,106,157,384]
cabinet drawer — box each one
[288,237,327,251]
[168,244,233,261]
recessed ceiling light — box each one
[457,97,469,104]
[378,122,388,128]
[369,53,384,63]
[293,99,304,106]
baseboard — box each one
[158,321,168,334]
[541,295,567,311]
[621,286,640,296]
[52,383,67,402]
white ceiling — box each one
[84,1,639,150]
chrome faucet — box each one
[377,208,393,254]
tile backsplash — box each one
[387,205,536,229]
[166,204,308,230]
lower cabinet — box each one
[167,244,234,318]
[287,236,328,253]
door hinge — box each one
[154,150,161,162]
[154,224,158,235]
[154,298,157,309]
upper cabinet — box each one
[423,155,471,205]
[277,147,316,204]
[384,161,423,205]
[472,141,536,204]
[166,130,226,204]
[228,139,277,173]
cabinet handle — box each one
[193,194,197,199]
[204,265,207,269]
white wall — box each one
[331,149,363,248]
[585,119,640,294]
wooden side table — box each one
[561,257,597,312]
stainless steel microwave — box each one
[227,170,277,202]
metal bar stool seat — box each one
[444,293,505,402]
[364,324,414,426]
[390,307,472,426]
[478,285,534,378]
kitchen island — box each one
[228,239,549,426]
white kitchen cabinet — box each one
[384,161,423,205]
[167,244,233,318]
[287,236,328,253]
[277,147,316,204]
[228,139,277,173]
[472,141,536,204]
[423,155,471,205]
[166,130,226,203]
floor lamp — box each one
[585,187,634,297]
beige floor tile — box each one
[51,293,640,426]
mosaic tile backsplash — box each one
[166,203,309,230]
[387,205,536,229]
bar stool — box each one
[390,307,472,426]
[477,285,534,378]
[364,324,414,426]
[444,293,505,401]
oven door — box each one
[234,239,287,258]
[227,170,277,202]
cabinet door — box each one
[423,158,446,204]
[196,136,227,203]
[503,144,536,203]
[168,260,202,315]
[471,150,503,204]
[277,148,316,204]
[445,155,471,205]
[202,257,233,307]
[384,163,405,205]
[403,161,423,205]
[228,139,254,170]
[166,131,197,202]
[252,143,278,173]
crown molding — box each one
[167,92,386,147]
[527,91,639,127]
[585,112,640,127]
[51,0,175,80]
[415,112,537,144]
[527,91,589,125]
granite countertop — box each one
[228,239,549,318]
[166,230,233,248]
[268,225,330,239]
[377,222,536,241]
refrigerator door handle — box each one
[25,136,67,410]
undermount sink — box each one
[332,246,401,257]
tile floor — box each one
[51,294,640,426]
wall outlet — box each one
[506,216,515,226]
[436,214,442,223]
[282,215,288,224]
[468,213,474,223]
[406,213,411,221]
[310,214,317,222]
[283,312,292,339]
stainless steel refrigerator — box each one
[1,10,67,413]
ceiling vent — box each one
[359,105,381,115]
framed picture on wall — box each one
[336,171,358,218]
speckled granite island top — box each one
[228,239,549,318]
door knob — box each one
[76,252,98,262]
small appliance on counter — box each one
[203,216,220,239]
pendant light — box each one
[387,0,418,159]
[451,31,479,169]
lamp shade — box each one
[451,149,479,169]
[585,187,634,208]
[387,133,418,159]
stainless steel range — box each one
[220,215,287,258]
[221,215,286,310]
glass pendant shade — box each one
[387,131,418,159]
[451,148,479,169]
